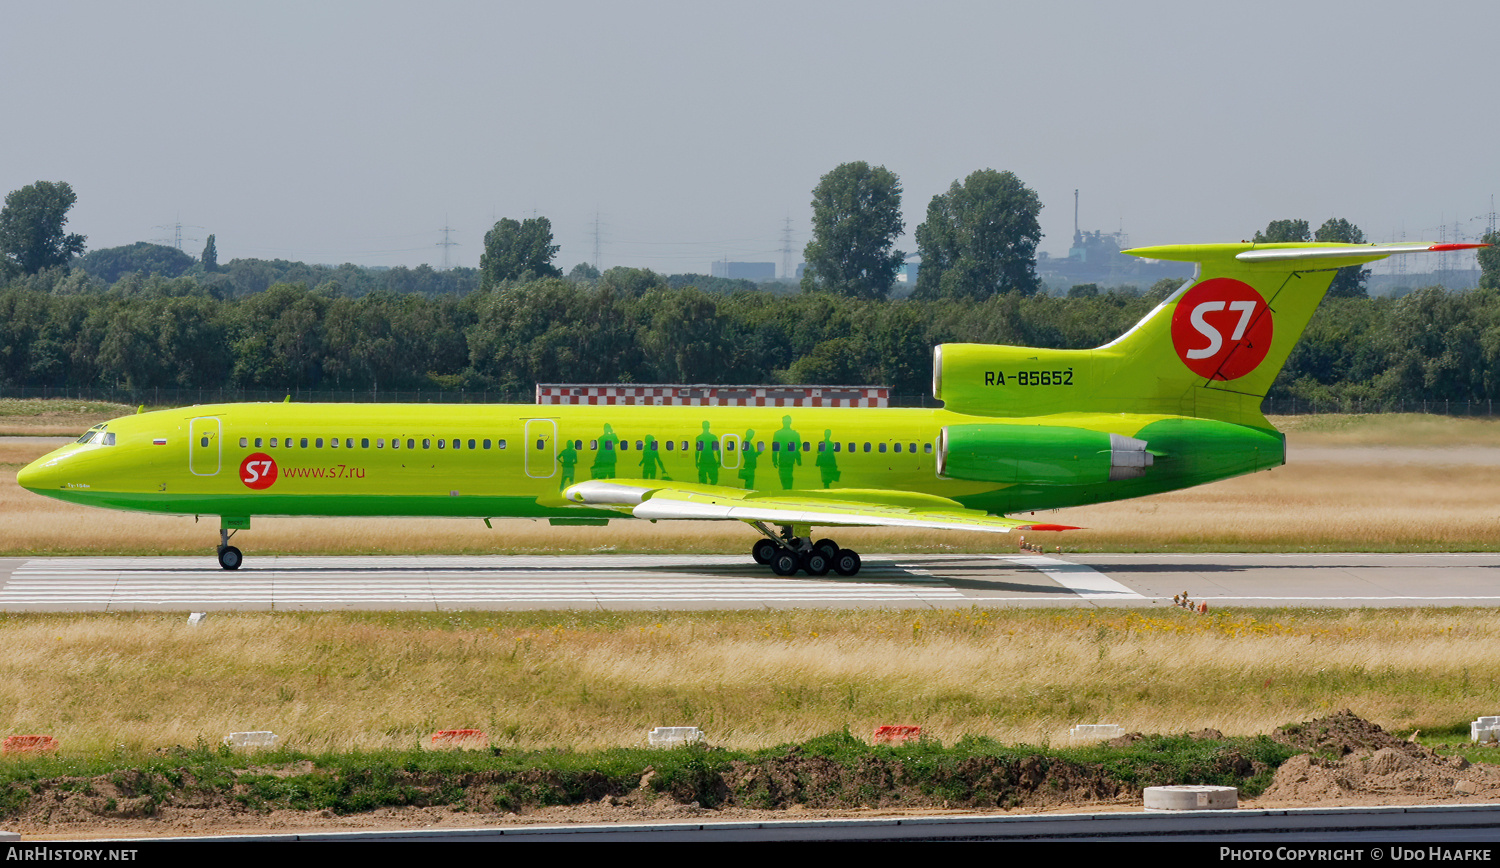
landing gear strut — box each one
[748,522,861,577]
[217,528,242,571]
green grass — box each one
[0,729,1305,818]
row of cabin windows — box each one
[237,435,932,455]
[573,439,930,454]
[239,436,509,450]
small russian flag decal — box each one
[153,438,168,446]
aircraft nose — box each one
[17,454,64,492]
[16,457,45,491]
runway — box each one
[0,552,1495,611]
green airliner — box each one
[18,241,1483,575]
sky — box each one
[4,0,1496,276]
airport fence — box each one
[1,385,1495,416]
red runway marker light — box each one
[3,735,58,754]
[873,725,922,745]
[430,729,489,749]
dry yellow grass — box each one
[0,608,1493,752]
[1269,413,1500,447]
[0,399,134,436]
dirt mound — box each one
[1257,711,1500,806]
[1272,709,1419,757]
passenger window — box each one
[254,438,263,448]
[620,441,629,451]
[316,438,325,448]
[347,438,354,448]
[300,438,309,448]
[894,443,901,453]
[498,439,506,449]
[666,440,674,451]
[438,440,445,449]
[270,438,279,447]
[878,443,886,453]
[392,439,400,450]
[468,439,476,450]
[863,442,871,452]
[422,439,430,449]
[909,443,916,453]
[330,438,339,448]
[361,438,369,448]
[536,439,544,450]
[847,442,855,453]
[924,443,932,454]
[483,439,491,449]
[239,437,248,448]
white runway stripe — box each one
[993,555,1146,599]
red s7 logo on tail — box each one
[1170,278,1273,381]
[239,453,278,489]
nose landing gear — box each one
[217,528,243,571]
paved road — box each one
[0,552,1494,611]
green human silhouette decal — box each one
[771,415,801,490]
[737,428,758,488]
[591,423,619,479]
[558,439,578,491]
[815,428,840,489]
[639,435,667,479]
[695,421,720,484]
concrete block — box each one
[223,731,277,749]
[648,726,704,748]
[1144,785,1238,811]
[1069,724,1125,740]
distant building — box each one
[710,261,776,280]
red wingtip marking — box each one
[1020,523,1082,532]
[1428,243,1488,251]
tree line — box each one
[5,264,1500,410]
[4,178,1499,411]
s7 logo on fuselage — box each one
[239,453,278,489]
[1170,278,1274,381]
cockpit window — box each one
[75,425,115,446]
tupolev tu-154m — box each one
[18,241,1484,575]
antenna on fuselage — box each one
[284,395,291,403]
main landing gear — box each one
[217,528,243,571]
[750,525,861,577]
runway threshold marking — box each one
[993,555,1146,599]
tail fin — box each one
[933,242,1485,427]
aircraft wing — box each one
[562,480,1077,534]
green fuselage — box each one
[19,402,1284,526]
